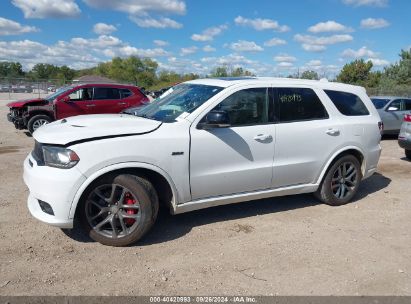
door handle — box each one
[118,102,127,105]
[86,104,96,107]
[253,134,272,141]
[326,128,340,136]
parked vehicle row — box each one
[7,83,149,133]
[399,114,411,159]
[23,77,382,246]
[371,96,411,135]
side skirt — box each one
[173,184,318,214]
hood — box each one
[7,98,47,108]
[33,114,162,146]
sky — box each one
[0,0,410,78]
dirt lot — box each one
[0,99,410,296]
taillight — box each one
[141,97,150,105]
[404,114,411,122]
[378,121,384,133]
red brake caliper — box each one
[124,192,137,226]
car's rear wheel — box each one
[78,174,159,246]
[315,155,362,206]
[405,150,411,160]
[28,114,51,133]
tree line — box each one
[1,48,409,94]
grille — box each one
[32,140,45,165]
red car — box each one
[7,83,149,133]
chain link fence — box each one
[0,78,69,101]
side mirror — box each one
[387,106,399,111]
[61,95,71,103]
[198,110,230,129]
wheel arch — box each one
[317,146,365,185]
[69,162,179,220]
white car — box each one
[24,77,382,246]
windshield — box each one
[45,86,73,102]
[371,98,391,109]
[134,84,223,122]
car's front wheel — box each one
[78,174,159,246]
[315,155,362,206]
[27,114,51,133]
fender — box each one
[316,145,366,185]
[68,161,180,219]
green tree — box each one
[0,61,25,78]
[301,70,319,80]
[336,59,373,86]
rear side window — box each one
[93,88,120,100]
[403,99,411,110]
[275,88,328,123]
[120,88,133,99]
[325,90,369,116]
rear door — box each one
[91,87,123,114]
[272,86,337,188]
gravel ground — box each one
[0,99,410,296]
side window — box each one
[325,90,369,116]
[68,88,93,101]
[93,88,120,100]
[276,88,328,123]
[388,99,402,111]
[212,88,269,127]
[404,99,411,111]
[120,89,133,99]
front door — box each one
[382,99,411,132]
[189,87,275,200]
[55,87,94,119]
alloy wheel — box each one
[331,162,358,199]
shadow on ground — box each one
[62,172,391,246]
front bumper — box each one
[398,138,411,150]
[23,154,87,228]
[7,112,25,129]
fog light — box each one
[38,200,54,215]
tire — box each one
[406,150,411,160]
[27,114,51,134]
[78,174,159,246]
[315,155,362,206]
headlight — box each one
[42,146,80,169]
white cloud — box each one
[203,45,216,52]
[93,23,117,35]
[153,39,169,46]
[234,16,290,32]
[367,58,389,66]
[302,44,327,52]
[308,21,353,33]
[274,54,296,62]
[0,35,170,70]
[342,0,388,7]
[295,34,353,52]
[264,38,287,47]
[191,25,227,42]
[306,60,322,67]
[341,46,378,58]
[0,17,39,35]
[130,16,182,29]
[83,0,186,15]
[228,40,263,52]
[11,0,81,18]
[180,46,198,56]
[360,18,390,29]
[277,62,294,68]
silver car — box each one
[398,114,411,159]
[371,96,411,134]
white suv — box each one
[24,77,382,246]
